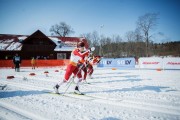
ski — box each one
[73,92,85,95]
[46,91,93,101]
[48,91,85,96]
[47,91,122,102]
[48,92,61,95]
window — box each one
[57,53,66,59]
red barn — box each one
[0,30,89,60]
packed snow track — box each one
[0,67,180,120]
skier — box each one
[87,56,101,79]
[76,55,100,83]
[54,41,91,94]
[13,53,21,72]
[76,53,89,83]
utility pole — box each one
[99,25,104,56]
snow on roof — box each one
[0,43,8,50]
[0,33,86,51]
[18,36,27,40]
[0,39,14,43]
[54,46,74,51]
[6,42,22,50]
[49,36,77,51]
[48,37,61,45]
[0,38,22,51]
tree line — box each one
[50,13,180,58]
[80,31,180,58]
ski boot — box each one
[53,84,60,94]
[74,86,84,95]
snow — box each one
[0,43,8,50]
[54,46,75,51]
[0,39,16,50]
[6,42,22,50]
[0,67,180,120]
[49,37,76,51]
[0,41,22,51]
[49,37,61,45]
[18,36,27,40]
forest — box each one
[83,32,180,58]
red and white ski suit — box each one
[87,56,101,76]
[64,48,90,81]
[78,55,89,80]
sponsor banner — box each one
[138,57,163,69]
[97,58,135,68]
[163,57,180,69]
[138,57,180,69]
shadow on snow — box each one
[100,117,121,120]
[0,90,47,98]
[90,75,145,84]
[85,85,177,94]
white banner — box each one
[139,57,163,69]
[138,57,180,69]
[163,57,180,69]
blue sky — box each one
[0,0,180,43]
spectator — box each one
[13,53,21,72]
[31,57,36,69]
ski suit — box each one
[77,55,89,80]
[64,48,90,81]
[87,56,101,76]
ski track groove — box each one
[1,80,180,116]
[0,100,48,120]
[14,74,180,98]
[14,74,180,99]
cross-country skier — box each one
[77,54,89,83]
[13,53,21,72]
[54,41,90,94]
[77,55,100,83]
[87,56,101,79]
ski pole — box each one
[63,64,85,94]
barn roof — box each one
[0,30,89,51]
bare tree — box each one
[134,29,145,57]
[112,35,122,57]
[50,22,74,37]
[136,13,159,56]
[125,31,136,57]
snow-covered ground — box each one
[0,67,180,120]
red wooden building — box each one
[0,30,89,60]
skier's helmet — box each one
[77,41,85,48]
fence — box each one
[0,59,70,67]
[1,57,179,69]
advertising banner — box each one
[97,58,135,68]
[138,57,163,69]
[163,57,180,69]
[138,57,180,69]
